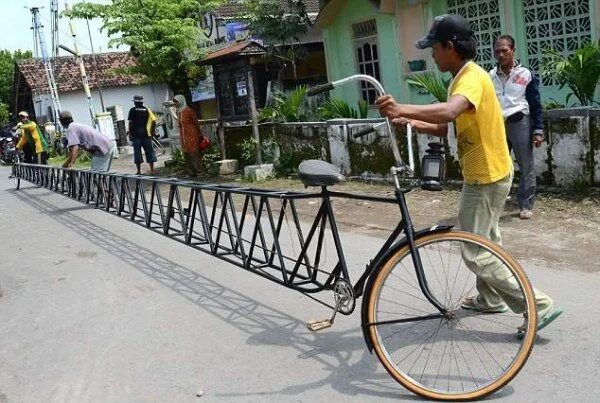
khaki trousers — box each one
[458,172,553,317]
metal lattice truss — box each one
[14,164,365,311]
[447,0,502,72]
[523,0,592,85]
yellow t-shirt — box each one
[449,61,512,185]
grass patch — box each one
[48,153,92,169]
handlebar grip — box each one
[306,82,335,97]
[352,127,376,138]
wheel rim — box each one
[368,233,536,399]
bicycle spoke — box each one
[379,281,431,305]
[378,297,435,316]
[369,234,534,397]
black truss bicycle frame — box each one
[13,163,446,315]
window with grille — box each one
[522,0,592,86]
[352,19,381,105]
[447,0,502,72]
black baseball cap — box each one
[416,14,474,49]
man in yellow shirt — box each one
[15,111,49,165]
[376,14,561,333]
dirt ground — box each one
[108,151,600,274]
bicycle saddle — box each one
[298,159,345,187]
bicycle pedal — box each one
[307,319,332,332]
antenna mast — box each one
[30,6,62,131]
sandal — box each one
[517,308,564,337]
[461,296,509,313]
[519,209,533,219]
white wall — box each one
[34,83,172,127]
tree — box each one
[65,0,222,98]
[239,0,312,75]
[0,49,33,125]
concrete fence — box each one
[199,109,600,187]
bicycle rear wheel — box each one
[365,230,537,400]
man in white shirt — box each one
[59,111,116,172]
[490,35,544,220]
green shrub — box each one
[201,142,222,176]
[569,177,591,196]
[275,150,296,177]
[239,137,278,166]
[259,85,310,123]
[543,43,600,106]
[318,98,368,119]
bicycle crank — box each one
[307,279,355,332]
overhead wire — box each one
[39,13,94,55]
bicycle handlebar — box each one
[307,75,415,175]
[306,82,335,97]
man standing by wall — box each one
[59,111,116,172]
[127,95,157,175]
[490,35,544,220]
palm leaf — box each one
[405,72,450,102]
[319,98,359,119]
[543,43,600,106]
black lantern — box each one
[420,142,445,191]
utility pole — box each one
[62,3,97,125]
[86,18,106,112]
[50,0,59,59]
[30,6,62,133]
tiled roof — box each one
[198,41,267,65]
[215,0,321,18]
[16,52,146,93]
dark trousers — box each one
[506,117,535,210]
[132,136,157,165]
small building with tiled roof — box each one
[13,51,170,128]
[193,1,327,120]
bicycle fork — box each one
[395,189,447,315]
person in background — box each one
[490,34,544,220]
[15,111,48,164]
[127,95,157,175]
[1,123,14,138]
[59,111,116,172]
[376,14,561,333]
[172,94,205,177]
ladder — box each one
[30,6,62,132]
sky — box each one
[0,0,126,55]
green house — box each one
[316,0,599,110]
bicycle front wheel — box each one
[365,230,537,400]
[13,156,20,190]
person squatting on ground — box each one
[59,111,116,172]
[490,34,544,220]
[15,111,48,165]
[128,95,157,175]
[172,94,207,177]
[375,14,562,332]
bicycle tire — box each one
[13,155,20,190]
[364,230,537,401]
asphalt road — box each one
[1,166,599,402]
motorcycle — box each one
[0,134,18,164]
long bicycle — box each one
[12,75,538,401]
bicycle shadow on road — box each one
[15,188,476,400]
